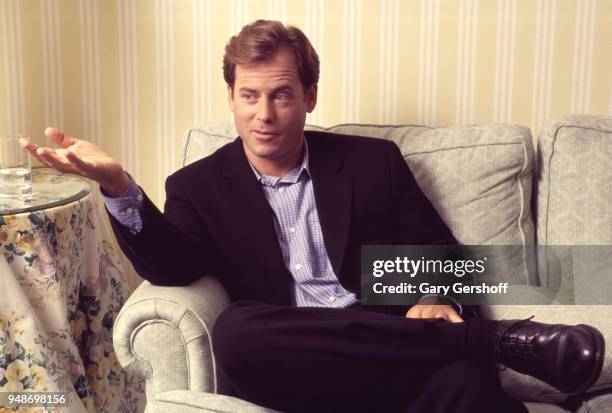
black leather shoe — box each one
[495,317,605,394]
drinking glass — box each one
[0,137,32,198]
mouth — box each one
[251,130,280,140]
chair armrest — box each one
[113,275,231,400]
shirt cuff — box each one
[101,173,144,235]
[418,294,463,316]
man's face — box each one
[228,47,317,173]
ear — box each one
[305,85,317,113]
[227,84,235,113]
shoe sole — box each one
[567,324,606,394]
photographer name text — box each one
[372,282,510,295]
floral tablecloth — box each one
[0,173,145,412]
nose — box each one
[256,98,274,123]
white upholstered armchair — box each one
[113,117,612,413]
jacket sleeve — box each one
[107,172,220,286]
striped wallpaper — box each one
[0,0,610,207]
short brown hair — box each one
[223,20,320,91]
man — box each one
[23,20,603,413]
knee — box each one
[211,300,267,371]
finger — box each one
[435,309,462,323]
[34,152,53,168]
[419,308,432,318]
[405,307,422,319]
[65,149,93,177]
[18,137,35,150]
[448,312,464,323]
[20,140,52,167]
[438,312,452,322]
[64,149,87,169]
[429,310,446,320]
[37,148,80,174]
[34,148,57,168]
[422,306,442,319]
[45,127,77,148]
[434,308,463,323]
[35,153,54,168]
[19,138,41,156]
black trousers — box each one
[212,300,528,413]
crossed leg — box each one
[212,300,527,413]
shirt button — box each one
[126,207,134,214]
[290,227,296,233]
[137,194,143,202]
[294,263,302,271]
[278,187,285,193]
[328,296,337,303]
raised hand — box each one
[20,127,130,197]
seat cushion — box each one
[524,402,570,413]
[576,393,612,413]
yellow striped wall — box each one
[1,0,611,207]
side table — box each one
[0,168,145,412]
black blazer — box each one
[109,131,456,313]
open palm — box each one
[20,127,129,196]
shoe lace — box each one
[494,315,535,373]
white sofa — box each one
[113,114,612,412]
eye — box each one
[241,92,256,100]
[273,93,291,102]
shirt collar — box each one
[249,138,311,187]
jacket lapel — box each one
[306,132,353,277]
[218,139,293,301]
